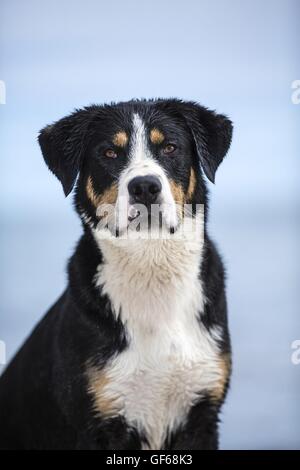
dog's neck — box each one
[92,215,204,287]
[90,221,205,337]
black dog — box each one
[0,99,232,450]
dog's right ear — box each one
[156,99,233,183]
[38,108,93,196]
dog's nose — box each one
[128,175,162,205]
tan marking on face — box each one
[113,131,128,148]
[169,180,185,206]
[210,352,232,402]
[169,180,185,219]
[169,169,196,218]
[86,176,118,207]
[86,366,121,418]
[150,128,165,145]
[186,168,196,202]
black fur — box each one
[0,99,232,450]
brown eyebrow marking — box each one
[150,128,165,145]
[113,131,128,148]
[86,176,118,207]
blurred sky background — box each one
[0,0,299,449]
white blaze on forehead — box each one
[128,113,162,175]
[130,113,150,163]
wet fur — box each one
[0,99,232,450]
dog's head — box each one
[39,99,232,235]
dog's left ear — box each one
[38,108,93,196]
[183,103,233,183]
[159,100,233,183]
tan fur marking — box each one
[186,168,196,202]
[113,131,128,148]
[169,169,196,209]
[87,366,121,418]
[86,176,118,207]
[169,180,185,206]
[150,128,165,145]
[211,353,231,402]
[169,180,185,219]
[169,180,185,220]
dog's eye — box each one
[104,149,118,159]
[163,144,176,155]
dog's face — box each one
[39,99,232,234]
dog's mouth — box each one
[95,198,179,238]
[126,203,178,233]
[93,201,205,241]
[127,205,140,222]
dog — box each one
[0,99,233,450]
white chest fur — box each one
[91,234,223,450]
